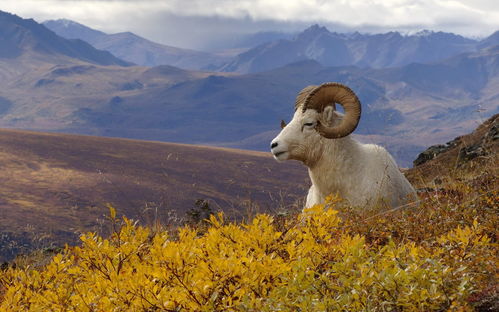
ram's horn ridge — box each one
[303,82,361,139]
[294,85,317,111]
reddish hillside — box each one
[0,129,307,260]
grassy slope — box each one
[406,114,498,185]
[1,117,497,310]
[0,129,307,259]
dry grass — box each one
[0,128,307,261]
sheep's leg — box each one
[304,185,323,210]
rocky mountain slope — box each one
[408,114,498,183]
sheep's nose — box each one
[271,142,278,149]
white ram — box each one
[271,82,416,209]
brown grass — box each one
[406,114,498,185]
[0,128,307,261]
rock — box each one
[413,115,498,167]
[413,138,460,167]
[458,143,486,162]
[485,120,498,141]
[413,145,446,166]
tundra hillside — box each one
[0,129,307,262]
[0,115,496,311]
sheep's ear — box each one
[322,106,336,126]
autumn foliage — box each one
[1,169,497,312]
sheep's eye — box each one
[304,122,314,127]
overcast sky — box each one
[2,0,499,50]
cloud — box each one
[1,0,498,49]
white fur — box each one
[271,107,416,209]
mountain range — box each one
[220,25,499,73]
[0,12,129,67]
[1,10,498,167]
[44,20,499,74]
[43,19,233,70]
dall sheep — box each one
[270,82,416,209]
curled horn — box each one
[294,85,317,111]
[280,120,287,129]
[302,82,361,139]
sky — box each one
[2,0,499,50]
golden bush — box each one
[1,195,496,311]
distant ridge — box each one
[478,30,499,50]
[220,24,489,73]
[0,11,130,66]
[43,19,107,44]
[44,19,230,70]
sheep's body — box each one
[305,137,416,208]
[271,107,416,209]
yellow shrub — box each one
[0,198,496,311]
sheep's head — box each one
[270,82,361,165]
